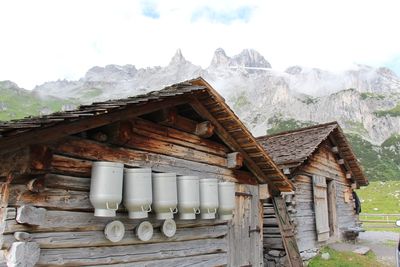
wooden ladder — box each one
[272,196,303,267]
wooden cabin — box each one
[257,122,368,264]
[0,77,296,267]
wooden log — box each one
[95,253,227,267]
[51,154,92,177]
[4,210,227,234]
[44,173,90,191]
[9,185,91,211]
[16,206,47,226]
[195,121,214,138]
[36,238,227,266]
[227,152,243,169]
[6,242,40,267]
[2,224,228,249]
[189,99,282,191]
[50,137,256,184]
[0,145,52,177]
[110,127,227,167]
[130,118,228,156]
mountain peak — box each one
[169,49,187,65]
[209,48,231,68]
[232,49,271,68]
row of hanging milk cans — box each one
[89,161,236,220]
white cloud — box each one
[0,0,399,89]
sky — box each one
[0,0,400,89]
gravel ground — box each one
[329,231,399,266]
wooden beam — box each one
[16,205,47,226]
[6,242,40,267]
[106,121,227,167]
[0,96,190,155]
[227,152,243,169]
[49,137,255,184]
[189,98,280,192]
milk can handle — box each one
[194,208,201,214]
[106,202,119,211]
[170,207,178,214]
[142,204,152,212]
[207,208,217,214]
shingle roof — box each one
[256,122,368,186]
[0,77,293,192]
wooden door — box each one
[313,175,330,242]
[228,184,263,267]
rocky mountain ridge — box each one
[1,48,399,180]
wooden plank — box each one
[36,238,227,266]
[0,96,191,155]
[44,173,90,191]
[2,224,228,249]
[93,253,227,267]
[328,180,339,239]
[189,99,288,192]
[50,137,255,184]
[4,210,226,234]
[6,241,40,267]
[272,197,302,267]
[107,121,227,167]
[313,175,330,242]
[8,184,91,211]
[130,118,228,156]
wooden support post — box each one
[227,152,243,169]
[259,184,270,200]
[16,205,47,226]
[6,242,40,267]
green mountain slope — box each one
[0,81,75,121]
[266,118,400,181]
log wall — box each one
[0,118,263,266]
[291,142,358,252]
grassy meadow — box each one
[357,180,400,232]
